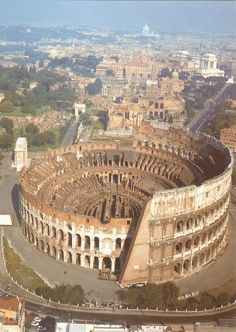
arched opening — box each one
[59,249,64,261]
[192,256,198,269]
[45,224,50,236]
[67,251,72,264]
[175,242,183,254]
[68,233,72,247]
[40,240,44,252]
[76,254,81,265]
[202,233,207,245]
[46,244,50,254]
[31,233,35,244]
[208,230,213,241]
[200,253,205,265]
[206,249,211,262]
[183,259,190,272]
[114,155,120,166]
[51,246,57,257]
[35,237,39,248]
[155,102,159,109]
[94,256,99,269]
[52,226,56,238]
[59,229,64,241]
[174,263,181,275]
[84,255,90,268]
[115,258,121,272]
[186,218,193,230]
[194,236,200,248]
[116,238,121,250]
[85,236,90,249]
[185,239,191,251]
[160,103,164,109]
[176,221,184,232]
[35,217,39,229]
[40,221,44,234]
[113,174,119,184]
[77,234,81,247]
[102,257,111,270]
[94,237,99,250]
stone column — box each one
[80,254,85,267]
[111,258,115,273]
[90,256,94,269]
[99,256,103,270]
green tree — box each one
[0,118,13,135]
[216,292,231,307]
[162,281,179,308]
[0,100,14,113]
[85,79,102,96]
[25,123,39,135]
[198,292,215,309]
[0,134,14,150]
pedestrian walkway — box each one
[176,208,236,294]
[4,226,119,301]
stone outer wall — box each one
[119,167,232,285]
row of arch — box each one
[21,217,123,252]
[175,221,225,255]
[173,236,224,276]
[22,226,121,272]
[175,201,228,234]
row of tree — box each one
[0,118,69,150]
[126,282,233,310]
[204,109,236,138]
[36,284,85,305]
[0,118,14,150]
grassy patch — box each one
[0,271,7,286]
[3,238,47,292]
[0,106,44,117]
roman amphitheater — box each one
[19,122,233,287]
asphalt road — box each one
[61,120,78,147]
[188,83,230,133]
[24,301,236,325]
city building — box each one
[220,125,236,152]
[13,137,28,172]
[158,72,185,95]
[196,53,225,78]
[107,102,147,131]
[0,295,25,332]
[147,95,186,127]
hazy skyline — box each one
[0,1,236,34]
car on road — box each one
[31,316,42,326]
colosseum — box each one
[19,122,233,287]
